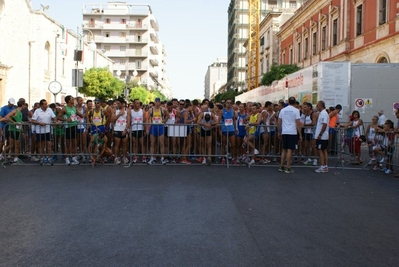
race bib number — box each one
[225,119,233,126]
[70,114,77,122]
[116,119,126,126]
[153,118,161,124]
[16,125,21,130]
[239,119,244,125]
[93,116,102,124]
[133,117,143,123]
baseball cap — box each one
[379,110,384,114]
[155,97,161,102]
[8,98,15,105]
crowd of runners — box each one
[0,95,398,175]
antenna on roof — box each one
[40,4,49,12]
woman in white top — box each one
[366,115,379,159]
[346,110,364,164]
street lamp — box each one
[59,28,97,97]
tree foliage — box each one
[80,68,124,99]
[260,64,301,86]
[213,89,243,103]
[128,86,167,104]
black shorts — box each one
[9,131,21,140]
[304,133,314,141]
[200,128,212,137]
[114,131,127,139]
[316,139,328,150]
[36,133,51,142]
[282,134,298,150]
[65,126,77,140]
[131,130,144,139]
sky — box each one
[32,0,229,100]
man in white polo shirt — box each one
[277,96,302,174]
[31,99,56,165]
[314,101,330,173]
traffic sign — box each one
[394,102,399,110]
[355,98,364,108]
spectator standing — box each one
[314,101,330,173]
[378,110,386,126]
[277,97,302,174]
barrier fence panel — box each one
[1,120,397,172]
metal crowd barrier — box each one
[1,121,396,171]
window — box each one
[260,36,264,46]
[268,0,277,8]
[379,0,387,25]
[120,59,126,65]
[89,18,95,27]
[136,60,141,69]
[289,1,297,8]
[304,37,308,59]
[321,26,326,51]
[121,18,126,24]
[282,52,285,64]
[120,32,126,38]
[260,59,264,74]
[105,32,110,38]
[312,32,317,55]
[104,45,110,51]
[44,42,50,71]
[356,5,363,36]
[120,46,126,51]
[297,41,301,62]
[377,57,388,63]
[289,48,293,64]
[62,58,65,76]
[105,18,110,24]
[266,58,270,72]
[332,19,338,46]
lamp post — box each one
[59,28,97,97]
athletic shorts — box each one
[77,128,85,134]
[282,134,298,150]
[316,139,328,150]
[9,131,21,140]
[114,131,127,139]
[131,130,144,139]
[91,125,105,135]
[222,131,235,137]
[150,125,164,137]
[304,133,314,141]
[268,131,276,137]
[200,128,212,137]
[250,131,259,140]
[328,128,336,135]
[36,133,51,142]
[65,126,77,140]
[236,128,246,138]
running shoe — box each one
[278,166,285,172]
[303,158,312,165]
[31,155,40,162]
[115,158,121,165]
[312,159,318,166]
[249,159,255,166]
[132,156,138,163]
[71,157,80,165]
[284,168,294,174]
[254,149,259,155]
[142,157,147,164]
[161,158,167,165]
[65,157,71,166]
[385,169,392,174]
[147,158,156,165]
[221,158,226,165]
[202,157,206,165]
[122,157,129,164]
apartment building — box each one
[82,2,172,97]
[204,57,228,99]
[227,0,305,91]
[278,0,399,67]
[0,0,112,105]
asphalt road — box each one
[0,164,398,267]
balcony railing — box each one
[126,23,148,30]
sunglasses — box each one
[95,102,100,104]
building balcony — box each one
[83,4,150,16]
[95,36,126,44]
[105,50,148,58]
[150,45,159,55]
[150,32,159,43]
[150,17,159,31]
[149,58,159,66]
[149,70,158,78]
[126,37,148,43]
[126,23,148,30]
[101,23,129,30]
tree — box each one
[260,64,301,86]
[213,90,243,103]
[128,86,167,104]
[80,67,124,99]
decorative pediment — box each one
[331,5,339,15]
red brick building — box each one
[277,0,399,67]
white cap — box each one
[8,98,15,105]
